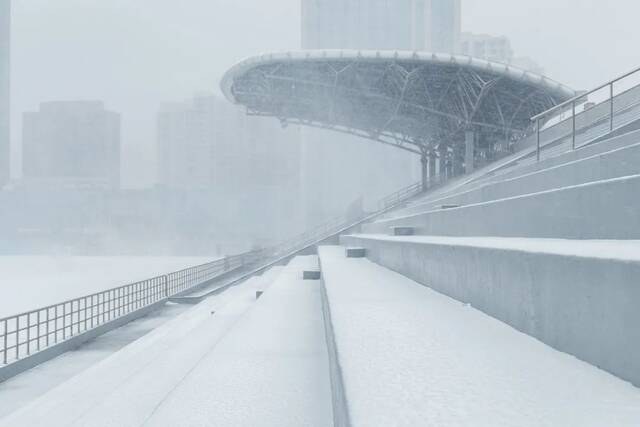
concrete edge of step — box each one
[318,249,353,427]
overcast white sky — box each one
[10,0,640,186]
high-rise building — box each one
[459,32,545,74]
[157,95,304,243]
[459,32,514,63]
[302,0,461,53]
[0,0,10,188]
[416,0,462,53]
[157,95,301,192]
[22,101,121,190]
[300,0,430,227]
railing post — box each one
[3,319,7,365]
[163,275,169,299]
[610,82,614,132]
[572,100,576,150]
[536,117,541,162]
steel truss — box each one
[228,54,573,154]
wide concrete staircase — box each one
[3,130,640,426]
[0,261,333,427]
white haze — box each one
[11,0,640,187]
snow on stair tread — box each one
[140,255,332,427]
[318,245,640,427]
[347,234,640,262]
[0,275,270,427]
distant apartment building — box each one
[459,32,514,63]
[0,0,10,188]
[302,0,460,53]
[22,101,121,190]
[416,0,461,53]
[157,95,301,192]
[156,95,303,243]
[459,32,545,74]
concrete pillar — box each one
[439,151,447,181]
[465,131,475,174]
[420,152,428,191]
[428,154,436,186]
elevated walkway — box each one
[318,245,640,426]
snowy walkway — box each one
[143,256,333,427]
[0,268,280,426]
[318,245,640,427]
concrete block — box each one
[390,226,416,236]
[303,270,321,280]
[345,247,366,258]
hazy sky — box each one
[10,0,640,186]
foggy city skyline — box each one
[8,0,640,187]
[2,0,640,423]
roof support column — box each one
[465,130,476,174]
[420,150,429,192]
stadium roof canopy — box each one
[221,50,575,155]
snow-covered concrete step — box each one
[338,235,640,388]
[318,245,640,426]
[365,174,640,239]
[403,128,640,217]
[398,140,640,216]
[129,255,330,427]
[0,272,278,426]
[470,128,640,190]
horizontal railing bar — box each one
[532,65,640,121]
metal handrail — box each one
[531,65,640,160]
[0,180,428,368]
[0,251,253,366]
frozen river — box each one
[0,256,215,318]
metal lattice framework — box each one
[221,50,575,155]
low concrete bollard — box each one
[345,247,367,258]
[303,270,321,280]
[391,226,416,236]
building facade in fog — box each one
[157,95,303,244]
[302,0,460,53]
[459,32,514,63]
[418,0,461,53]
[459,32,545,74]
[0,0,10,188]
[22,101,121,190]
[157,95,301,193]
[299,0,424,227]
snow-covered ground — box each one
[0,256,215,318]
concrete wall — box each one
[365,175,640,239]
[401,141,640,214]
[341,235,640,387]
[475,128,640,190]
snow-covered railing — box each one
[531,65,640,160]
[0,179,428,370]
[0,251,260,366]
[265,180,426,261]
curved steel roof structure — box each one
[221,50,575,154]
